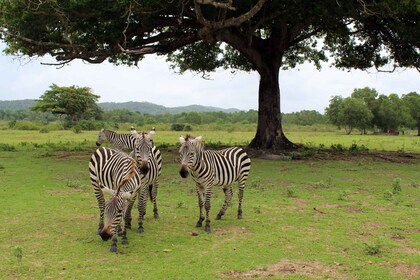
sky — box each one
[0,42,419,113]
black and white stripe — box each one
[95,129,136,151]
[125,130,162,233]
[179,135,251,232]
[89,147,143,252]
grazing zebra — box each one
[89,147,145,252]
[179,135,251,232]
[95,128,136,151]
[125,129,162,233]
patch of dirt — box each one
[393,263,420,279]
[250,149,420,164]
[213,226,250,236]
[226,259,353,279]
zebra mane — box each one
[184,134,195,141]
[115,157,138,196]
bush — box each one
[13,121,40,130]
[71,125,82,134]
[171,124,185,131]
[0,143,17,151]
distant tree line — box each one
[1,85,418,136]
[326,87,420,135]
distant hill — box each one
[0,100,241,114]
[0,99,36,110]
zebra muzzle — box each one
[99,226,113,241]
[179,164,189,178]
[139,160,149,175]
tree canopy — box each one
[326,88,418,135]
[31,84,102,122]
[1,0,419,149]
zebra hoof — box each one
[110,246,117,253]
[215,213,223,220]
[122,238,128,245]
[237,214,243,220]
[138,227,144,234]
[204,226,211,233]
[154,213,159,219]
[195,222,202,228]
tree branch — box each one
[194,0,267,39]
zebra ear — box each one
[179,136,185,144]
[102,187,115,196]
[121,192,132,200]
[195,136,203,142]
[149,130,155,139]
[130,126,138,135]
[100,128,105,132]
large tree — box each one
[1,1,419,150]
[31,84,102,122]
[401,92,420,136]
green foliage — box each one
[71,125,82,134]
[0,143,16,151]
[364,237,386,256]
[11,245,23,262]
[338,190,351,201]
[392,178,402,194]
[401,92,420,134]
[286,187,298,198]
[282,110,327,126]
[326,89,416,135]
[171,123,186,131]
[30,84,103,122]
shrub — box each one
[338,190,351,200]
[392,178,402,194]
[171,123,185,131]
[0,143,17,151]
[364,236,386,255]
[71,125,82,134]
[286,187,298,198]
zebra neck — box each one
[191,149,205,171]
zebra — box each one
[125,129,162,233]
[89,147,145,252]
[178,135,251,232]
[95,128,136,151]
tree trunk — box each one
[248,60,297,151]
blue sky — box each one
[1,42,419,113]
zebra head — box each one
[179,135,203,178]
[96,128,106,146]
[99,189,132,241]
[133,130,155,175]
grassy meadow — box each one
[0,128,419,279]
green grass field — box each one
[0,129,419,279]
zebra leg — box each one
[110,233,118,253]
[119,202,129,244]
[152,182,159,219]
[137,189,147,233]
[124,198,135,230]
[121,225,128,245]
[94,187,105,235]
[237,183,245,219]
[216,185,233,220]
[204,187,212,233]
[195,186,205,228]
